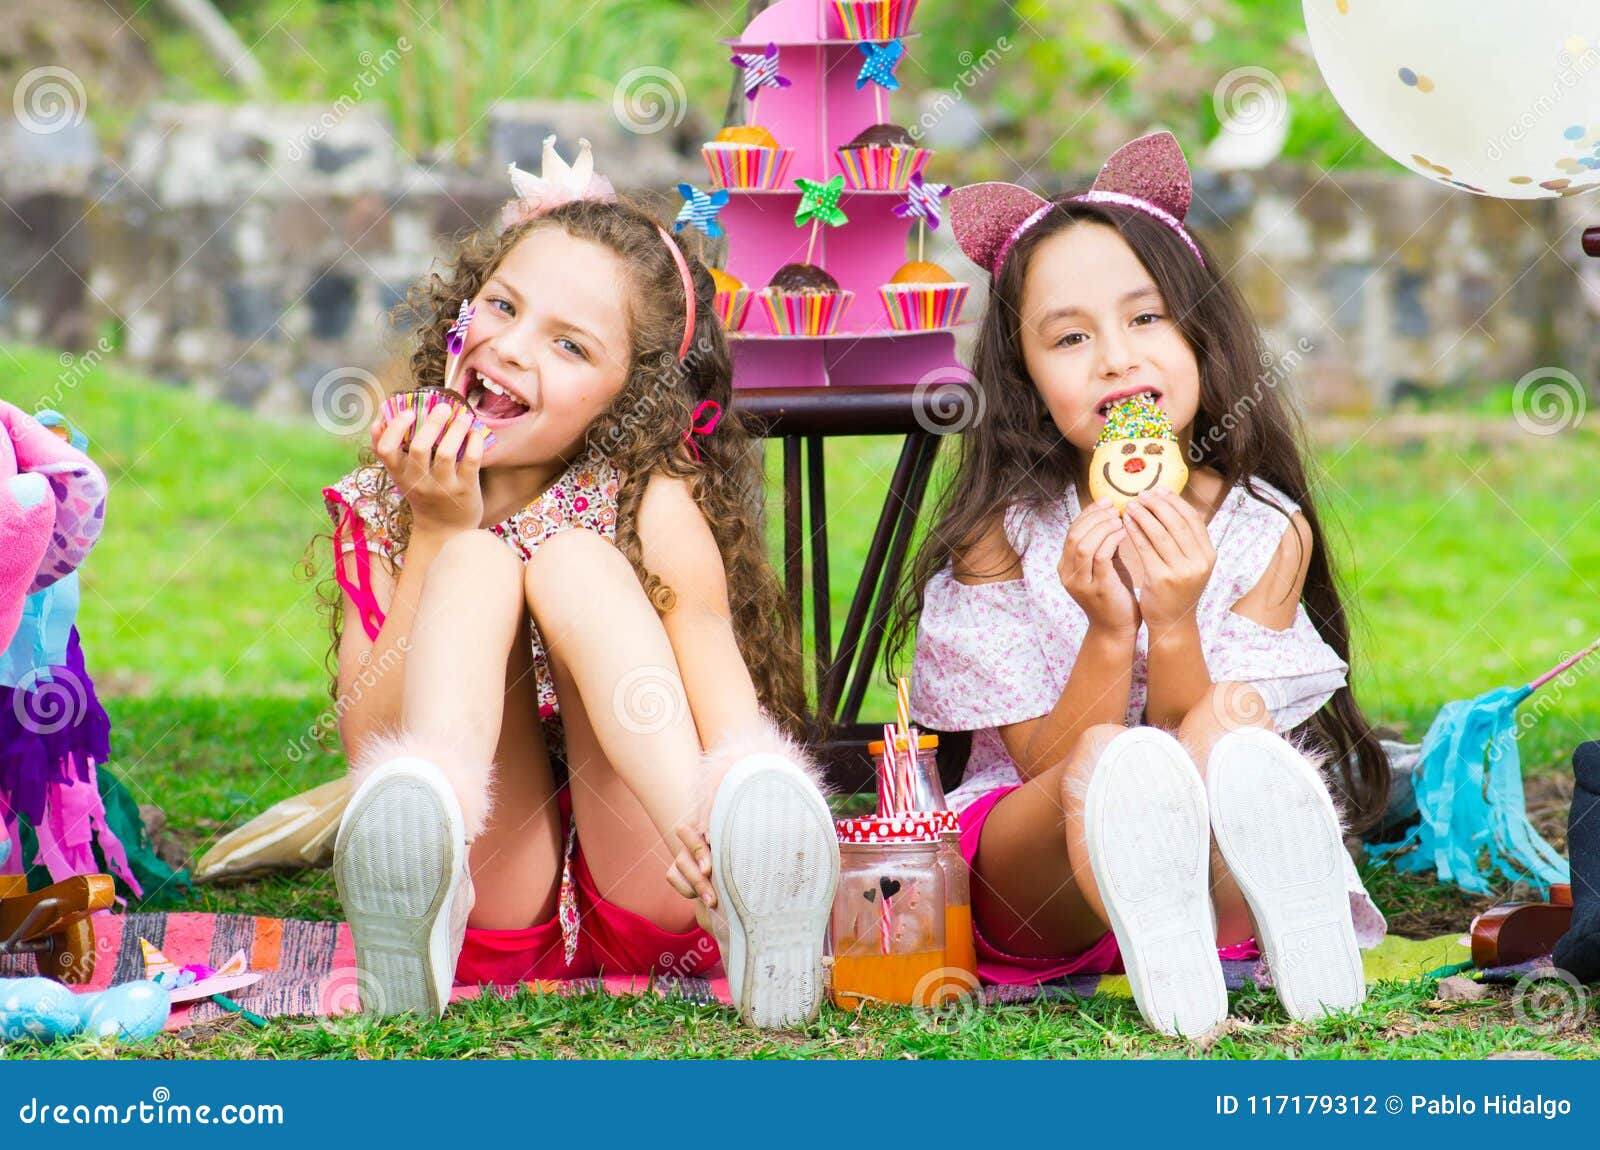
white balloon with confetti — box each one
[1304,1,1600,199]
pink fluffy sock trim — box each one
[348,728,496,839]
[699,713,833,805]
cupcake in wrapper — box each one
[836,124,929,191]
[761,263,853,336]
[380,387,495,459]
[711,267,754,332]
[878,261,967,331]
[702,125,794,190]
[831,0,919,39]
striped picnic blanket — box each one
[0,912,1473,1029]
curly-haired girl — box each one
[319,138,837,1029]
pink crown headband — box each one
[949,132,1205,277]
[501,135,695,361]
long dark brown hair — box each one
[889,198,1390,829]
[306,196,808,738]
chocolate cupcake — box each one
[761,263,852,336]
[835,122,929,190]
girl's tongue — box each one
[470,375,531,421]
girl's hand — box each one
[371,403,487,537]
[1121,488,1216,629]
[665,822,718,908]
[1059,498,1140,637]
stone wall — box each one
[1,100,1596,418]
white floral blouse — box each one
[909,475,1386,946]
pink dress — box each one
[910,475,1386,968]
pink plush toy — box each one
[0,401,106,651]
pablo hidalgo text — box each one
[1411,1095,1571,1118]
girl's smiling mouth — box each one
[465,367,533,422]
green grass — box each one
[4,342,1599,1059]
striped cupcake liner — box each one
[836,145,931,191]
[702,145,795,190]
[831,0,920,39]
[715,287,754,332]
[878,283,968,331]
[760,289,854,336]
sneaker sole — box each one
[333,759,463,1018]
[1084,728,1228,1038]
[709,755,839,1029]
[1207,727,1365,1022]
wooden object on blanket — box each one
[0,873,116,984]
[1470,882,1572,969]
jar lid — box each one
[836,813,942,843]
[928,810,960,835]
[867,733,940,754]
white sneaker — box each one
[1206,727,1365,1022]
[1083,728,1228,1038]
[707,753,839,1029]
[334,757,473,1018]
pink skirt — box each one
[956,784,1260,986]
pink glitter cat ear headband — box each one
[948,131,1204,276]
[500,135,696,361]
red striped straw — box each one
[880,723,901,814]
[879,891,893,955]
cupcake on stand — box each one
[705,43,795,190]
[836,40,929,191]
[879,176,966,331]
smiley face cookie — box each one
[1087,393,1189,512]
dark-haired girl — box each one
[895,133,1387,1037]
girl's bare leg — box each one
[523,529,838,1027]
[397,529,562,929]
[1173,681,1274,949]
[521,529,713,881]
[966,724,1130,959]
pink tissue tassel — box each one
[14,752,142,902]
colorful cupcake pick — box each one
[729,41,791,124]
[856,38,904,123]
[894,173,951,261]
[673,182,731,239]
[794,174,850,265]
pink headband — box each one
[502,136,695,361]
[951,132,1205,277]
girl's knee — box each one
[1056,723,1128,804]
[429,529,521,589]
[523,528,626,595]
[1190,681,1273,733]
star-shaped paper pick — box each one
[856,39,904,91]
[673,183,731,239]
[730,41,791,100]
[794,175,849,228]
[894,174,952,230]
